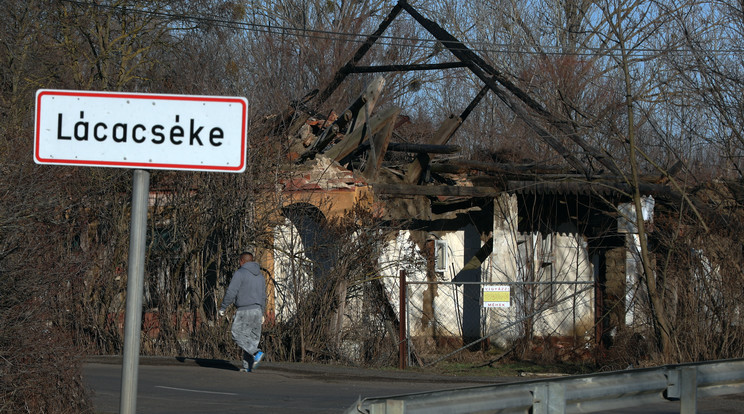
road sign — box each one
[33,89,248,413]
[34,90,248,172]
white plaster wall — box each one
[485,194,523,346]
[541,230,594,337]
[486,194,595,346]
[273,194,596,348]
[272,218,313,322]
[489,194,520,282]
[378,230,469,337]
[432,231,468,337]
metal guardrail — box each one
[345,359,744,414]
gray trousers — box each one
[231,308,262,370]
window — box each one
[434,239,448,273]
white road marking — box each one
[155,386,238,396]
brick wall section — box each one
[280,156,375,219]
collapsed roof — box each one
[267,0,687,228]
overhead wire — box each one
[58,0,744,59]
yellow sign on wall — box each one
[483,285,510,308]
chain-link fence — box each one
[403,280,595,366]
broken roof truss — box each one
[272,0,678,216]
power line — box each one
[59,0,744,58]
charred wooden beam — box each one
[403,83,488,185]
[349,62,468,73]
[461,83,490,121]
[313,3,403,108]
[372,182,500,197]
[344,76,386,138]
[475,67,591,176]
[431,197,485,215]
[264,89,319,137]
[404,116,461,184]
[298,77,386,162]
[324,106,401,162]
[375,178,671,200]
[358,142,460,154]
[363,112,397,180]
[507,180,672,198]
[389,142,460,154]
[431,159,570,175]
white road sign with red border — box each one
[34,90,248,172]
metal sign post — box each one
[120,169,150,414]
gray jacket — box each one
[220,261,266,312]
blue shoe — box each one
[253,351,264,369]
[242,368,251,373]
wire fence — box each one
[403,280,596,367]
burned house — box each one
[259,1,672,363]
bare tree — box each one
[0,1,99,410]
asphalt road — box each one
[83,356,744,413]
[83,356,501,413]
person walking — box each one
[219,252,267,372]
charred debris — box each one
[261,0,681,233]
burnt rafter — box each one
[396,0,621,178]
[295,0,613,178]
[357,141,461,154]
[431,159,569,176]
[297,76,386,162]
[507,180,672,199]
[281,0,683,217]
[372,183,500,197]
[313,3,404,109]
[404,86,489,185]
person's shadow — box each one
[174,357,240,371]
